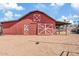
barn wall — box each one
[3,19,34,35]
[2,11,56,35]
[3,22,17,34]
[3,22,17,28]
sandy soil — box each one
[0,34,79,56]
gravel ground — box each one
[0,34,79,56]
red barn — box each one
[1,10,57,35]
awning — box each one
[56,21,71,26]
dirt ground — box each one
[0,34,79,56]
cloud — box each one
[5,11,14,19]
[58,14,79,24]
[50,3,64,7]
[0,11,21,21]
[61,15,79,20]
[71,3,79,9]
[61,16,67,19]
[58,16,71,21]
[0,3,23,21]
[57,16,67,21]
[0,3,24,11]
[73,14,78,18]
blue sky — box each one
[0,3,79,24]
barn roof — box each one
[56,21,71,26]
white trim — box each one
[24,24,29,34]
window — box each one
[33,14,41,22]
[24,24,29,32]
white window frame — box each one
[24,24,29,32]
[33,14,41,22]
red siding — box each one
[3,22,17,28]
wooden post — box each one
[65,25,68,35]
[45,24,47,35]
[36,23,38,35]
[0,23,3,35]
[58,26,60,35]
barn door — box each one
[38,23,54,35]
[24,24,37,35]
